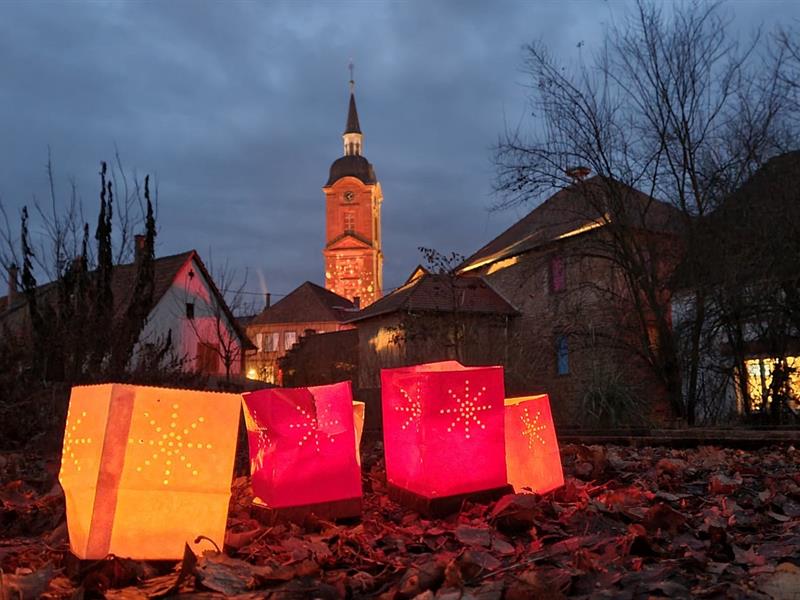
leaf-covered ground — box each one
[1,443,799,599]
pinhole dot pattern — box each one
[288,404,338,452]
[439,379,491,440]
[127,402,211,485]
[394,381,422,431]
[520,407,548,449]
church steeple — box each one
[323,64,384,308]
[343,65,363,156]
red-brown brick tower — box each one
[322,74,383,307]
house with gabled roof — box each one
[459,175,683,425]
[243,281,356,384]
[344,270,518,391]
[1,243,254,380]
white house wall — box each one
[135,256,243,376]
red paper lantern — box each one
[59,384,241,559]
[381,361,507,499]
[504,394,564,494]
[242,381,362,511]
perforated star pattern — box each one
[61,407,92,477]
[128,402,212,485]
[439,379,491,440]
[248,407,271,473]
[288,404,339,452]
[394,381,422,430]
[520,407,547,449]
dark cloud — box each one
[1,0,796,307]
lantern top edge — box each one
[505,394,550,406]
[381,361,504,375]
[69,383,242,398]
[242,379,352,400]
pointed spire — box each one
[345,59,361,134]
[345,92,361,134]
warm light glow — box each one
[504,394,564,494]
[59,384,241,560]
[246,368,258,380]
[242,381,362,509]
[744,356,800,412]
[381,361,506,498]
[486,255,520,275]
[353,400,365,466]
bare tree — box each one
[495,1,796,423]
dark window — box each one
[197,342,218,374]
[185,302,195,319]
[556,335,569,375]
[549,255,566,293]
[344,212,355,232]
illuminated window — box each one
[284,331,297,350]
[344,212,355,232]
[744,356,800,412]
[549,255,565,293]
[556,335,569,375]
[264,332,279,352]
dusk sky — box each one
[2,1,798,311]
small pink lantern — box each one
[505,394,564,494]
[242,381,362,518]
[381,361,507,506]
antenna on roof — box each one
[348,58,355,94]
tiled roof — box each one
[249,281,356,326]
[0,250,254,348]
[345,273,518,323]
[461,176,682,271]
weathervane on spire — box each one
[348,59,355,93]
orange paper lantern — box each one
[59,384,241,560]
[381,361,507,499]
[504,394,564,494]
[242,381,362,510]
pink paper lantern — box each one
[242,381,362,510]
[505,394,564,494]
[381,361,507,498]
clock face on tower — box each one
[344,191,354,202]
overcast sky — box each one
[2,0,798,310]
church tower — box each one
[322,73,383,307]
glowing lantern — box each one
[59,384,241,560]
[353,400,365,465]
[381,361,507,500]
[242,381,362,514]
[504,394,564,494]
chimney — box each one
[353,296,361,310]
[7,263,18,305]
[265,293,271,309]
[134,234,146,264]
[566,166,591,182]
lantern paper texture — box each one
[243,381,362,509]
[59,384,241,560]
[353,400,365,465]
[381,361,507,498]
[505,394,564,494]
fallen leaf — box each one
[0,563,56,600]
